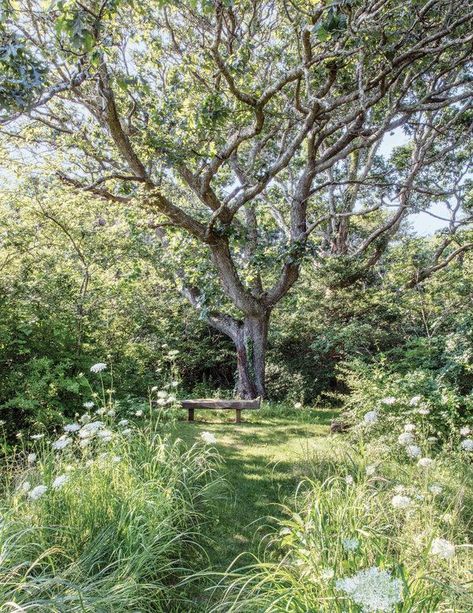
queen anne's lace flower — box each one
[381,397,397,405]
[363,410,378,424]
[118,419,129,427]
[83,401,94,409]
[460,426,470,437]
[30,433,44,440]
[336,567,403,612]
[79,421,104,438]
[409,396,422,406]
[398,432,414,445]
[52,475,69,490]
[429,484,442,495]
[460,438,473,451]
[430,538,455,559]
[417,457,433,468]
[90,363,107,373]
[27,453,36,465]
[135,410,143,417]
[391,495,412,509]
[403,423,416,432]
[64,423,81,433]
[342,537,359,552]
[200,431,217,444]
[405,444,421,458]
[29,485,48,500]
[52,436,72,450]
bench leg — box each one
[235,408,242,423]
[188,407,194,422]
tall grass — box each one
[214,441,473,612]
[0,411,222,611]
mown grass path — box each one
[175,409,336,609]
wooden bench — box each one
[180,397,261,423]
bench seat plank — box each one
[181,398,260,410]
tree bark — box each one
[234,311,270,399]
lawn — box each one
[173,407,337,606]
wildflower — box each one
[121,428,132,437]
[294,402,302,409]
[167,349,179,358]
[118,419,129,427]
[112,455,121,463]
[52,475,69,490]
[27,453,37,465]
[135,410,143,417]
[157,390,167,399]
[398,432,415,445]
[51,436,72,450]
[427,436,438,443]
[366,464,376,476]
[97,429,113,442]
[417,457,433,468]
[417,408,430,415]
[409,396,422,406]
[405,444,421,459]
[28,485,48,500]
[151,386,158,392]
[403,423,416,432]
[0,420,5,426]
[79,439,90,448]
[18,481,31,493]
[381,397,396,405]
[95,408,106,416]
[460,426,470,437]
[64,423,81,433]
[83,401,94,409]
[90,363,107,373]
[79,421,104,438]
[107,409,116,417]
[336,567,403,612]
[429,484,442,495]
[171,381,179,387]
[345,475,354,486]
[79,413,91,424]
[363,410,378,424]
[30,433,44,440]
[393,485,405,494]
[342,538,359,552]
[460,438,473,452]
[391,495,412,509]
[201,431,217,444]
[320,568,335,580]
[430,538,455,559]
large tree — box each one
[1,0,472,397]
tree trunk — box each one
[235,312,270,399]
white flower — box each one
[135,410,143,417]
[336,567,403,612]
[342,538,359,552]
[97,429,113,442]
[366,464,376,476]
[430,538,455,559]
[381,397,396,405]
[90,363,107,373]
[95,408,106,416]
[320,568,335,580]
[118,419,129,427]
[460,426,470,437]
[409,396,422,406]
[112,455,121,463]
[157,390,168,399]
[393,485,405,494]
[429,484,442,495]
[83,401,94,409]
[79,421,104,439]
[294,402,302,409]
[398,432,415,445]
[30,433,44,441]
[107,409,116,417]
[52,475,69,490]
[345,475,354,486]
[417,457,433,468]
[417,408,430,415]
[79,439,90,448]
[404,423,416,432]
[18,480,31,493]
[80,413,91,424]
[121,428,132,437]
[27,453,37,465]
[363,410,378,424]
[28,485,48,500]
[201,431,217,444]
[460,438,473,452]
[64,423,80,433]
[151,386,158,392]
[171,381,179,387]
[405,444,421,459]
[391,495,412,509]
[51,436,72,450]
[427,436,438,443]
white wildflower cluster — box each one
[460,438,473,452]
[342,537,359,552]
[30,433,44,441]
[27,453,37,465]
[336,567,403,612]
[417,457,433,469]
[363,410,378,424]
[409,396,422,406]
[64,423,81,433]
[83,401,94,410]
[90,362,107,373]
[52,475,69,490]
[391,494,412,509]
[28,485,48,500]
[381,397,397,405]
[398,429,421,458]
[200,431,217,445]
[51,435,72,451]
[460,426,470,437]
[153,389,177,406]
[429,484,442,495]
[430,537,455,559]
